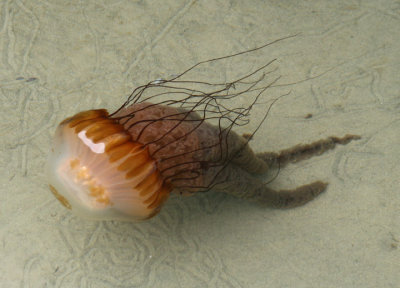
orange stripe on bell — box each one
[63,109,172,217]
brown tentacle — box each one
[225,130,269,175]
[254,181,328,208]
[211,164,326,208]
[257,134,361,168]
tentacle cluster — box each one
[109,47,288,192]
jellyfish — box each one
[47,37,360,221]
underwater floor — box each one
[0,1,399,287]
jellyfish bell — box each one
[47,109,171,221]
[47,101,212,222]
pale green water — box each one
[0,1,399,287]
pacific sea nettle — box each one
[47,39,360,221]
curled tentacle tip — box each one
[47,110,171,221]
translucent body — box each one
[47,102,269,221]
[47,110,170,221]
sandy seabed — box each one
[0,1,399,287]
